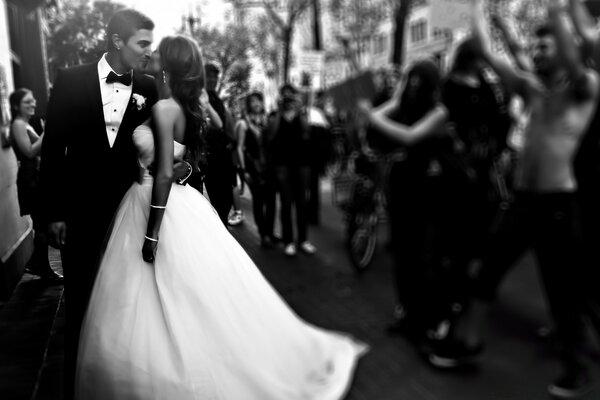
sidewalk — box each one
[0,250,64,400]
[1,180,599,400]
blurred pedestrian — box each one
[567,0,600,335]
[203,62,236,225]
[357,59,477,360]
[265,84,316,256]
[441,2,599,396]
[236,91,276,247]
[305,90,331,226]
[440,37,513,307]
[9,88,63,283]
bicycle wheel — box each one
[346,210,378,273]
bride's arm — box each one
[142,101,176,263]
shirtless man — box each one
[427,0,599,397]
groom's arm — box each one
[40,69,71,248]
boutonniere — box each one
[131,93,147,111]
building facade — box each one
[0,0,51,300]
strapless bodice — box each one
[133,125,186,184]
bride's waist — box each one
[138,170,154,186]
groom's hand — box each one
[173,160,193,185]
[48,222,67,249]
[147,160,192,184]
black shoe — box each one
[26,267,64,284]
[386,318,423,341]
[39,270,64,284]
[260,236,274,249]
[271,234,282,244]
[426,338,484,369]
[386,305,413,335]
[548,370,592,399]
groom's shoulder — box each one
[55,62,98,82]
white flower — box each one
[131,93,146,111]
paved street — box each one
[1,178,599,399]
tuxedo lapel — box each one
[83,63,110,150]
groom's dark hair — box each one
[106,9,154,51]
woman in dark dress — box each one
[357,59,480,363]
[9,88,63,282]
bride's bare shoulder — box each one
[152,98,183,119]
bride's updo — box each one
[158,35,205,169]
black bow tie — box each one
[106,71,132,86]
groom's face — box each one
[120,28,154,71]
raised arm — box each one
[491,13,533,72]
[143,100,176,263]
[470,0,534,99]
[549,0,597,99]
[372,75,406,117]
[568,0,597,51]
[358,100,448,145]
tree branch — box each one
[262,0,286,32]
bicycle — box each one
[332,148,405,273]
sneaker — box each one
[227,210,244,226]
[427,338,484,369]
[548,370,592,398]
[299,241,316,254]
[284,243,297,256]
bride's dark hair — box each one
[158,35,205,169]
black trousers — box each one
[308,165,321,224]
[577,186,600,336]
[473,192,590,372]
[248,173,276,239]
[388,162,456,333]
[63,217,111,399]
[274,165,310,245]
[205,153,234,225]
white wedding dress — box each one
[75,125,367,400]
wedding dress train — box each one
[74,125,367,399]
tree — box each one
[189,23,253,95]
[329,0,391,70]
[222,60,252,102]
[45,0,126,79]
[261,0,312,83]
[249,14,282,82]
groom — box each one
[40,9,165,398]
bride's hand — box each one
[142,238,158,263]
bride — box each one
[75,35,367,400]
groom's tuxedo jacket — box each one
[41,62,157,236]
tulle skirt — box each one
[75,181,367,399]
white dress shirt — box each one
[98,54,132,148]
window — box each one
[373,34,388,54]
[410,20,427,43]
